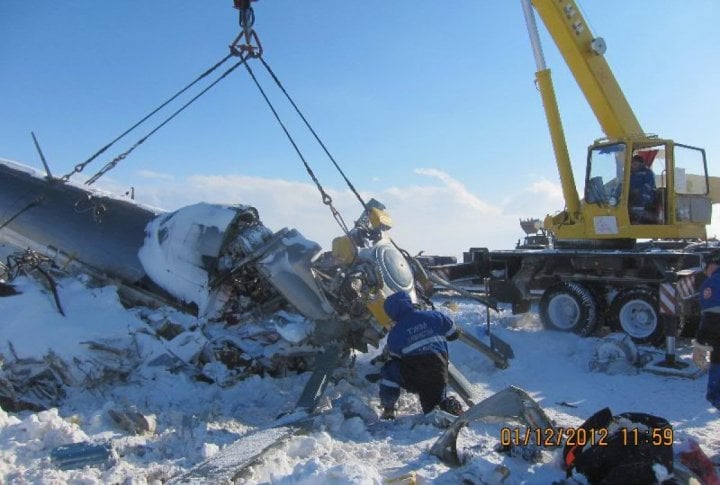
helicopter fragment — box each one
[0,158,510,413]
[430,386,557,467]
[1,161,401,310]
[0,159,418,363]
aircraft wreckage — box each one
[0,158,511,414]
[0,0,516,415]
[8,3,715,482]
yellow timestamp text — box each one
[499,426,674,448]
[619,427,674,446]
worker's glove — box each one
[692,339,713,371]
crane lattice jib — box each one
[531,0,643,140]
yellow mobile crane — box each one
[448,0,720,350]
[523,0,715,242]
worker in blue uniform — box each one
[629,155,656,208]
[694,253,720,410]
[378,290,463,419]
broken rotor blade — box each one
[427,271,498,310]
[447,361,477,407]
[426,267,513,368]
[168,419,313,484]
[294,344,343,413]
[170,344,342,484]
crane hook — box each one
[230,0,262,58]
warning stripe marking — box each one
[677,275,697,300]
[659,283,676,315]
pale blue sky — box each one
[1,1,719,255]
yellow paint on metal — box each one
[331,235,356,265]
[366,296,392,329]
[710,176,720,205]
[536,68,580,216]
[369,208,393,230]
[530,0,712,241]
[531,0,643,139]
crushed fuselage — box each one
[0,159,420,362]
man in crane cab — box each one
[378,290,463,419]
[628,154,657,223]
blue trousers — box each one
[707,363,720,410]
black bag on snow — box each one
[563,407,674,484]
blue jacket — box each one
[384,291,458,359]
[629,167,656,206]
[700,270,720,313]
[698,270,720,361]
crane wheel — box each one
[608,288,662,345]
[539,282,598,336]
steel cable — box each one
[242,60,351,236]
[62,54,234,182]
[259,57,368,213]
[85,57,247,185]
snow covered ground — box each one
[1,267,719,483]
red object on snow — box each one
[679,438,720,485]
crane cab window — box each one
[674,144,711,223]
[674,145,708,195]
[585,143,626,207]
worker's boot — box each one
[439,396,464,416]
[380,406,397,420]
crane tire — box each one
[539,282,599,336]
[609,288,662,345]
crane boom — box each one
[521,0,580,217]
[530,0,643,140]
[532,0,720,208]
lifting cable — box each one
[60,54,235,183]
[1,56,241,230]
[76,2,262,186]
[258,57,368,214]
[7,2,365,243]
[2,55,237,229]
[230,0,364,235]
[84,57,248,186]
[242,60,351,235]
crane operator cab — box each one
[584,138,712,238]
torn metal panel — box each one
[138,202,278,318]
[430,386,556,467]
[254,228,337,321]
